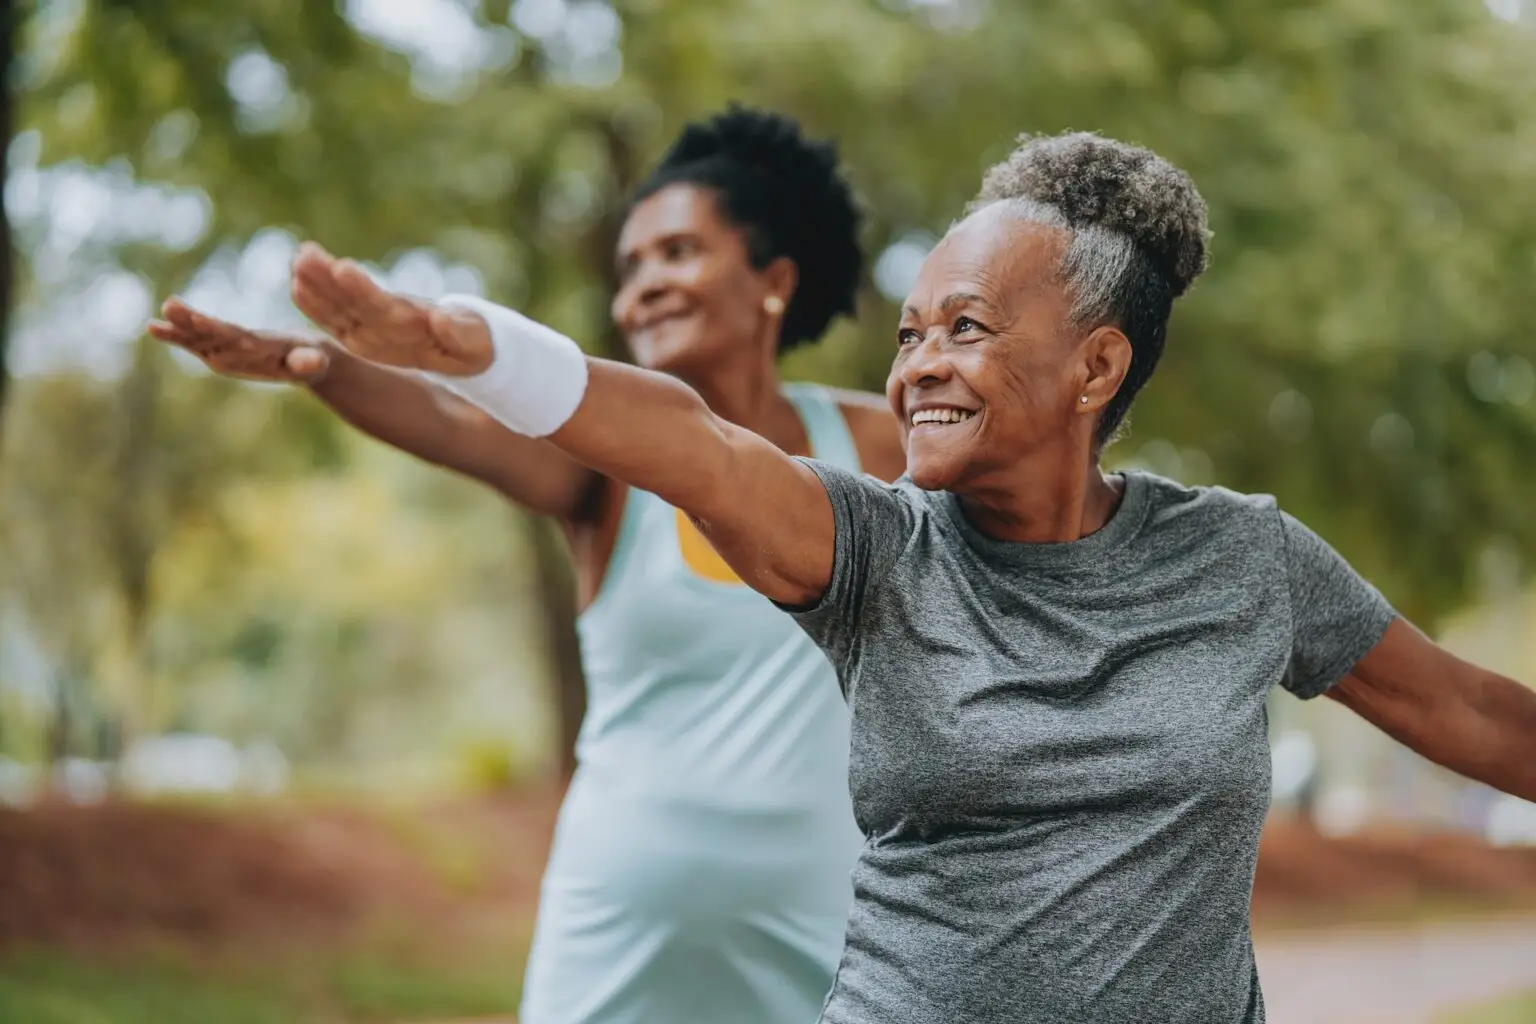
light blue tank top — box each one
[572,382,863,808]
[519,384,864,1022]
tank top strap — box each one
[782,382,862,474]
[581,481,664,621]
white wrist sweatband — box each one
[421,293,589,438]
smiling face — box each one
[611,183,785,375]
[887,204,1127,493]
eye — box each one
[897,328,922,347]
[663,238,700,261]
[953,315,982,335]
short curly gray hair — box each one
[968,132,1211,446]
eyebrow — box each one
[901,292,1003,320]
[616,229,699,269]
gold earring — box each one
[763,295,785,316]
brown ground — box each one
[2,787,1534,952]
[1254,817,1536,925]
[0,788,561,952]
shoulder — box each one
[1132,470,1283,542]
[825,387,906,483]
[796,457,926,529]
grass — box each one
[1439,990,1536,1023]
[0,939,526,1024]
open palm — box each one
[289,242,492,377]
[148,300,331,383]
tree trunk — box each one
[107,341,162,745]
[506,112,644,781]
[0,2,16,440]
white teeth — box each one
[911,408,976,426]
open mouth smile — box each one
[909,407,978,430]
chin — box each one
[635,333,719,376]
[905,452,962,492]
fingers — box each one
[154,299,234,355]
[291,273,354,338]
[150,297,312,382]
[294,241,414,331]
[146,319,186,344]
[331,258,391,317]
[290,243,385,325]
[291,243,357,336]
[427,307,491,361]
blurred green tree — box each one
[6,0,1535,770]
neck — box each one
[677,344,791,437]
[958,442,1123,544]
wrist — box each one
[301,337,348,391]
[420,295,589,438]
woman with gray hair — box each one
[248,132,1533,1022]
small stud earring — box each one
[763,295,785,316]
[1079,395,1089,405]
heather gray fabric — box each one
[786,463,1395,1024]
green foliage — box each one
[0,947,303,1024]
[1438,989,1536,1024]
[7,0,1536,763]
[0,941,525,1023]
[455,736,527,795]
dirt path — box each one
[421,921,1536,1024]
[1255,917,1536,1023]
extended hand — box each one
[148,299,332,383]
[289,242,493,377]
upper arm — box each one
[549,359,837,604]
[832,390,907,483]
[771,459,919,673]
[691,423,838,606]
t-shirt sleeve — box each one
[1278,510,1396,699]
[777,457,917,671]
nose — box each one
[898,330,954,389]
[614,258,672,328]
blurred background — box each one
[2,0,1536,1021]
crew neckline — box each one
[938,470,1152,570]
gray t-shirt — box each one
[788,463,1395,1024]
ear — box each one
[1077,325,1132,413]
[760,256,799,310]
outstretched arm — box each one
[288,243,837,606]
[556,360,834,601]
[1331,618,1536,801]
[149,299,598,520]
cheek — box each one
[610,288,632,330]
[1003,353,1072,410]
[885,367,904,421]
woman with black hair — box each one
[262,130,1534,1023]
[151,107,904,1023]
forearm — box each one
[1428,672,1536,801]
[310,343,474,465]
[425,296,761,523]
[1336,662,1536,802]
[423,297,832,601]
[310,344,590,516]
